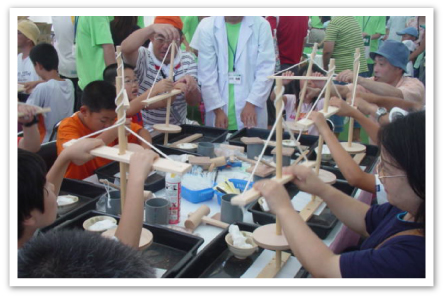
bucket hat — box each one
[396,27,419,39]
[370,40,409,72]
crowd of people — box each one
[17,15,426,278]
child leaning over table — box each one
[56,80,152,180]
[270,63,327,135]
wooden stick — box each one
[268,75,333,81]
[140,89,181,106]
[348,48,360,147]
[170,133,203,147]
[294,150,309,164]
[254,156,276,168]
[294,43,318,122]
[17,106,51,117]
[163,41,176,146]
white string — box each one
[124,126,172,160]
[272,59,309,76]
[304,72,334,120]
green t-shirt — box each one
[324,16,368,73]
[310,16,324,29]
[226,22,242,130]
[354,16,386,64]
[181,16,199,51]
[76,16,114,90]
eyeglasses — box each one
[124,79,138,85]
[154,36,180,45]
[376,157,406,183]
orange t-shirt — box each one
[56,112,144,180]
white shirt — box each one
[27,79,75,142]
[374,175,388,204]
[52,16,78,78]
[18,53,40,83]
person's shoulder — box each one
[181,51,196,62]
[59,112,79,129]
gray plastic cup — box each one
[197,142,216,158]
[220,194,243,224]
[104,190,121,215]
[144,197,170,225]
[246,143,264,159]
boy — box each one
[27,43,75,143]
[56,80,152,180]
[102,63,175,127]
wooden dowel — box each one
[254,156,276,168]
[268,75,331,80]
[141,89,181,106]
[348,49,360,147]
[17,107,51,117]
[164,40,175,146]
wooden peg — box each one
[184,205,229,231]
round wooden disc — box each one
[152,124,182,133]
[340,142,367,154]
[101,227,154,250]
[285,121,309,132]
[318,169,337,184]
[253,224,290,251]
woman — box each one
[254,111,425,277]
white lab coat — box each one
[195,16,275,129]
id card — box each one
[228,72,242,85]
[363,36,371,59]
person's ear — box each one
[79,106,90,117]
[22,214,37,228]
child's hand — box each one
[253,179,293,216]
[152,79,173,96]
[330,96,354,117]
[281,71,294,86]
[17,104,39,124]
[309,72,326,89]
[64,138,105,165]
[129,150,159,179]
[283,165,328,197]
[308,111,329,132]
[336,70,354,84]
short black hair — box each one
[378,110,425,224]
[18,229,156,278]
[81,80,116,113]
[103,63,135,85]
[29,42,59,71]
[18,149,47,239]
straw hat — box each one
[18,19,40,45]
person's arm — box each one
[356,92,421,111]
[121,24,180,67]
[23,80,44,94]
[356,76,404,98]
[136,128,152,149]
[115,150,159,248]
[370,33,381,40]
[47,138,104,195]
[322,41,335,70]
[174,75,201,106]
[18,104,41,152]
[102,43,117,66]
[309,111,376,193]
[409,32,425,62]
[126,79,174,116]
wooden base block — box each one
[246,164,275,177]
[102,227,153,250]
[340,142,367,154]
[152,124,182,133]
[219,143,245,153]
[296,106,339,128]
[318,169,337,184]
[299,196,323,221]
[170,133,203,147]
[271,146,295,157]
[241,137,264,145]
[253,224,289,250]
[257,252,292,278]
[285,121,309,132]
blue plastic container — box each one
[215,179,254,205]
[181,185,214,204]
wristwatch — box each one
[375,107,388,123]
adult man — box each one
[75,16,116,110]
[121,16,201,130]
[336,40,425,107]
[194,16,275,130]
[18,19,41,97]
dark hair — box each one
[110,16,138,46]
[293,62,325,105]
[378,110,425,224]
[18,228,156,278]
[103,63,135,85]
[81,80,116,112]
[18,149,47,239]
[29,42,59,71]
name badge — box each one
[228,72,242,85]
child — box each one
[26,43,75,143]
[56,80,152,180]
[18,144,158,277]
[103,63,176,127]
[270,63,327,135]
[18,138,104,248]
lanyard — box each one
[227,40,237,72]
[74,16,79,44]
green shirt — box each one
[354,16,386,64]
[76,16,114,90]
[226,22,242,130]
[310,16,324,29]
[181,16,199,51]
[324,16,368,73]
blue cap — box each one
[370,40,409,72]
[396,27,419,38]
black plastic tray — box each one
[95,161,165,192]
[310,143,380,174]
[40,178,107,233]
[175,222,300,278]
[53,210,204,278]
[248,181,357,239]
[227,127,319,158]
[152,124,229,156]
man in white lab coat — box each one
[194,16,275,130]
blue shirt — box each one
[340,203,425,278]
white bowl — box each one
[175,143,198,152]
[83,216,117,233]
[57,194,79,208]
[225,231,258,259]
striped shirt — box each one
[324,16,369,74]
[135,45,198,130]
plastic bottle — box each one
[165,172,181,224]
